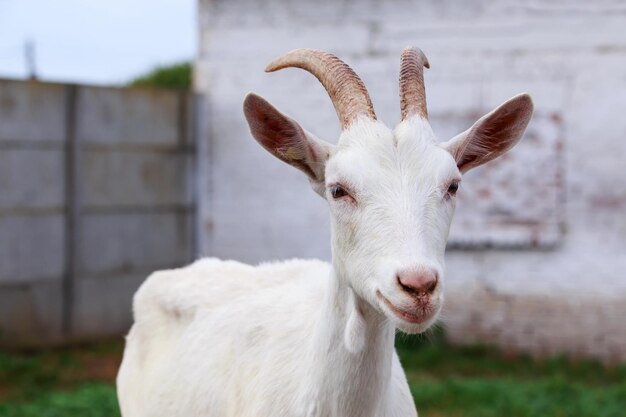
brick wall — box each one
[196,0,626,361]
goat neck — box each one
[300,264,395,417]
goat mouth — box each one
[376,290,435,324]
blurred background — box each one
[1,0,625,416]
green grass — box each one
[0,384,119,417]
[0,342,122,417]
[397,330,626,417]
[0,334,624,417]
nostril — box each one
[396,275,415,294]
[397,268,438,296]
[424,276,438,294]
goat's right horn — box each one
[399,47,430,121]
[265,48,377,129]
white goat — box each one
[117,48,533,417]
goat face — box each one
[244,48,533,334]
[325,118,456,333]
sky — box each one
[0,0,195,85]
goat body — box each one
[117,258,415,417]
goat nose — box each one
[397,268,438,296]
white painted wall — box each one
[196,0,626,361]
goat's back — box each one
[116,257,331,417]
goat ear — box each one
[443,93,533,173]
[243,93,330,189]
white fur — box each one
[118,91,531,416]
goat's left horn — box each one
[265,48,377,129]
[399,47,430,121]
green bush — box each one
[129,62,192,89]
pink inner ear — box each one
[451,94,533,173]
[262,113,300,151]
[243,93,326,181]
[474,106,526,151]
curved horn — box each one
[265,48,376,129]
[399,47,430,121]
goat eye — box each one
[330,184,349,199]
[447,182,459,195]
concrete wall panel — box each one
[0,282,64,347]
[0,214,65,284]
[0,80,66,143]
[0,80,197,346]
[79,212,193,277]
[76,86,182,146]
[80,150,192,208]
[0,149,65,210]
[72,273,146,339]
